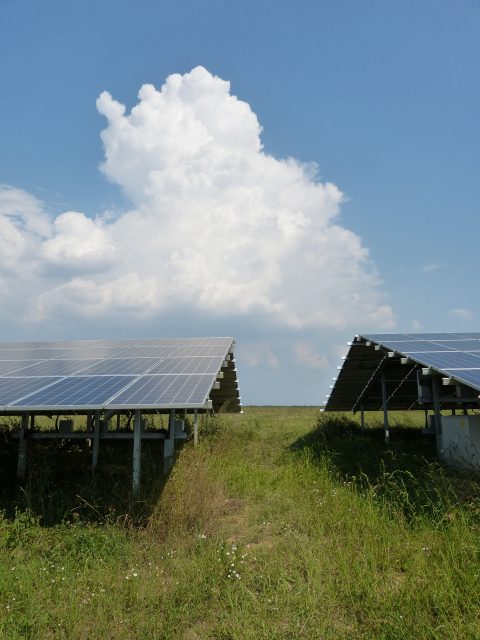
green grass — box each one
[1,407,480,639]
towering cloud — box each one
[0,66,394,332]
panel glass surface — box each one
[77,358,162,376]
[30,348,80,359]
[363,333,423,342]
[407,351,480,370]
[0,350,46,361]
[443,369,480,391]
[376,340,456,353]
[11,359,95,377]
[172,345,232,357]
[0,377,61,406]
[430,340,480,351]
[108,374,213,406]
[12,376,135,408]
[406,333,470,341]
[0,337,236,410]
[73,346,180,359]
[0,360,43,376]
[148,356,224,375]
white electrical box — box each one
[440,415,480,470]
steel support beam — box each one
[133,409,142,493]
[163,409,175,474]
[193,409,198,447]
[17,413,29,481]
[92,410,100,473]
[381,372,389,444]
[431,376,443,456]
[352,353,389,413]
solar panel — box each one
[76,358,162,376]
[0,350,46,361]
[11,359,95,377]
[147,356,224,375]
[409,351,480,370]
[0,377,62,406]
[375,340,457,353]
[0,361,43,376]
[0,337,240,412]
[442,369,480,388]
[326,333,480,412]
[107,374,213,407]
[11,376,135,409]
[430,340,480,351]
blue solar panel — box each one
[12,376,135,408]
[430,340,480,351]
[0,350,44,361]
[443,369,480,390]
[30,348,79,359]
[11,359,94,377]
[77,358,162,376]
[0,361,42,376]
[375,340,456,353]
[408,351,480,370]
[172,345,232,357]
[0,337,237,410]
[0,377,61,406]
[362,333,480,393]
[407,333,469,341]
[148,356,224,375]
[107,374,213,407]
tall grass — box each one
[1,408,480,638]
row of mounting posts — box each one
[16,407,202,494]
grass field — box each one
[1,407,480,639]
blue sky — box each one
[1,0,479,404]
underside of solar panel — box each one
[325,332,480,412]
[0,338,241,413]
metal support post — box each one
[17,413,29,481]
[116,413,121,431]
[92,411,100,473]
[431,376,443,457]
[163,409,175,474]
[381,372,389,444]
[133,409,142,493]
[193,409,199,446]
[360,403,365,432]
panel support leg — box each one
[381,372,389,444]
[193,409,198,447]
[163,409,175,474]
[431,376,443,457]
[133,409,142,493]
[92,410,100,474]
[17,413,29,481]
[360,403,365,433]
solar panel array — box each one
[0,338,238,411]
[364,332,480,391]
[324,332,480,412]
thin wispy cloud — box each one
[449,308,473,321]
[292,340,329,369]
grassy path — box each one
[1,407,480,638]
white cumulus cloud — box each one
[0,66,394,333]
